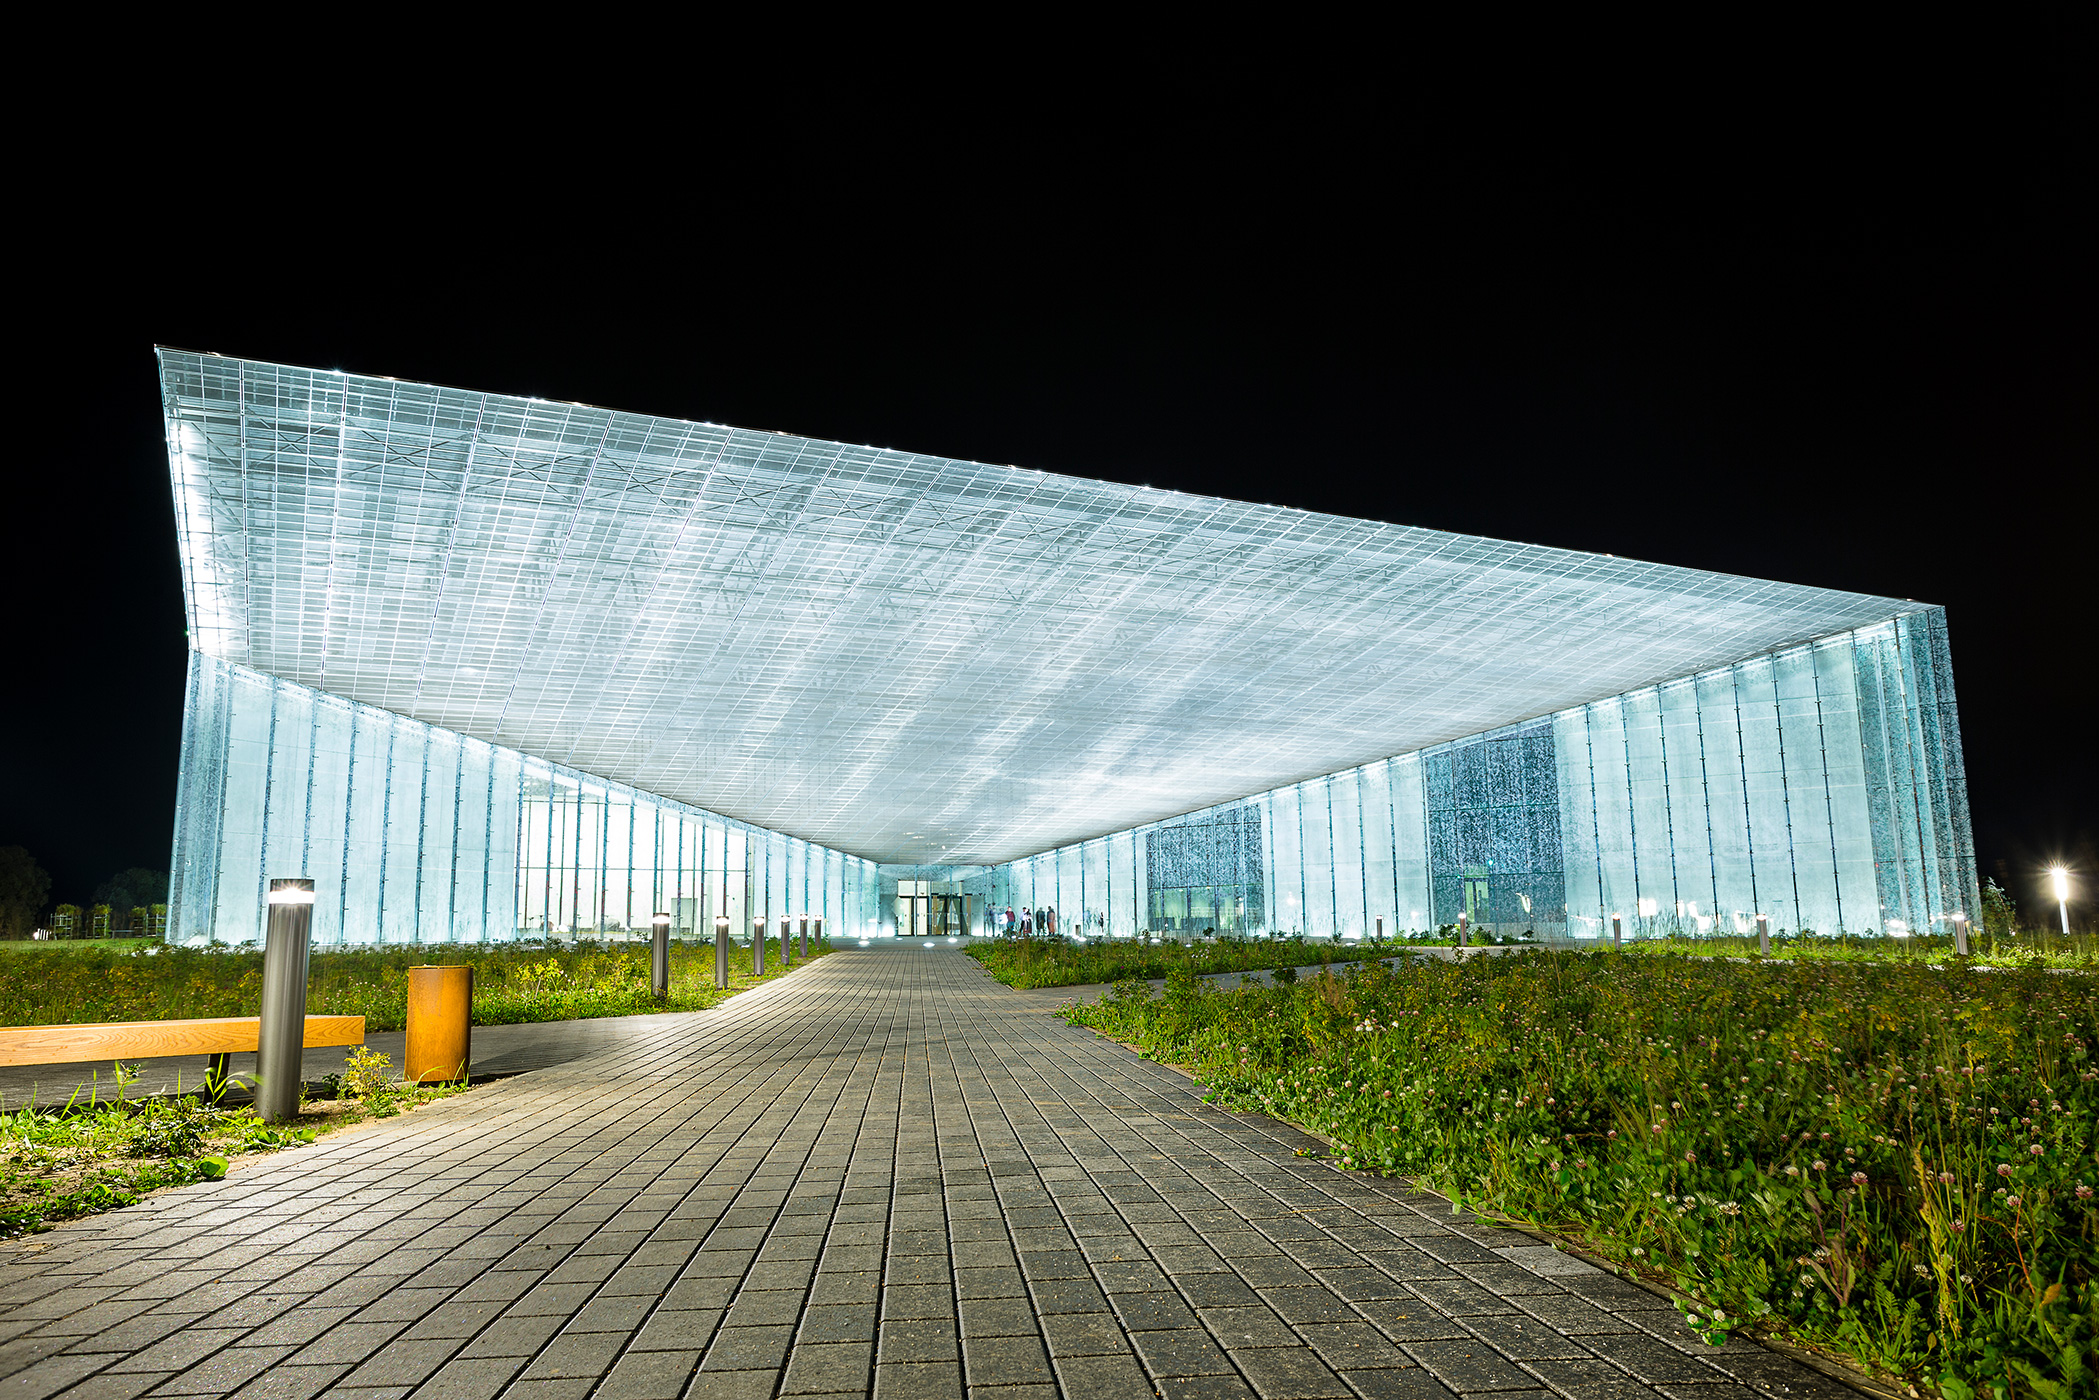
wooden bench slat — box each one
[0,1016,365,1067]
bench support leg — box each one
[206,1053,232,1101]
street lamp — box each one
[2051,867,2072,937]
[650,913,671,1000]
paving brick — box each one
[0,951,1843,1400]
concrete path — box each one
[0,946,1851,1400]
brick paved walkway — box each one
[0,947,1850,1400]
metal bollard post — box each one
[715,914,731,989]
[798,916,808,959]
[651,913,671,1000]
[1611,916,1622,948]
[1757,916,1770,957]
[1951,913,1970,957]
[753,917,766,976]
[813,917,824,951]
[779,918,792,969]
[257,878,315,1124]
[1456,913,1467,949]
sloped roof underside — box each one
[158,349,1919,865]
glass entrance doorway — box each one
[895,880,971,938]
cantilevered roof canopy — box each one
[158,349,1922,866]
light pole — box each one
[714,913,731,989]
[257,878,315,1124]
[2052,867,2072,937]
[650,913,671,1001]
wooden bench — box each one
[0,1016,366,1098]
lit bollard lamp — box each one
[1757,915,1770,957]
[1951,912,1970,957]
[798,916,808,959]
[753,917,766,976]
[256,878,316,1124]
[779,917,792,969]
[1611,915,1622,948]
[1456,912,1468,949]
[715,913,731,988]
[651,913,671,1001]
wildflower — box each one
[2075,1184,2092,1199]
[1783,1166,1800,1177]
[2005,1196,2022,1208]
[1998,1164,2013,1177]
[2029,1144,2044,1156]
[1684,1151,1697,1164]
[1607,1130,1617,1140]
[1812,1160,1827,1171]
[1938,1171,1956,1184]
[1631,1246,1645,1256]
[1951,1220,1965,1233]
[1850,1172,1868,1186]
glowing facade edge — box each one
[159,350,1978,944]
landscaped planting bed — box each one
[963,933,1469,988]
[0,938,827,1032]
[1065,950,2097,1396]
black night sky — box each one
[6,47,2092,928]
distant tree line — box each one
[0,848,168,939]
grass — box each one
[1622,929,2098,972]
[962,932,1499,989]
[0,937,830,1032]
[1,1049,470,1238]
[1063,949,2097,1397]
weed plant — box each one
[1065,950,2096,1396]
[964,932,1485,989]
[0,938,827,1031]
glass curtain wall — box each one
[169,655,878,946]
[985,612,1975,941]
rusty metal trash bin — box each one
[405,965,473,1083]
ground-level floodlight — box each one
[257,878,315,1124]
[2052,867,2071,936]
[753,917,767,975]
[1951,911,1970,957]
[1757,915,1770,957]
[715,913,731,989]
[651,913,671,1000]
[1611,915,1622,948]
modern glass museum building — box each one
[159,350,1978,947]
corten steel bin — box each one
[405,965,473,1083]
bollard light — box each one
[714,913,731,989]
[798,915,808,959]
[650,913,671,1000]
[779,917,792,969]
[1951,911,1970,958]
[2051,867,2072,936]
[1757,915,1770,957]
[257,878,316,1124]
[753,917,767,975]
[1611,915,1622,948]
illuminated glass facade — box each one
[160,351,1976,945]
[979,609,1975,940]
